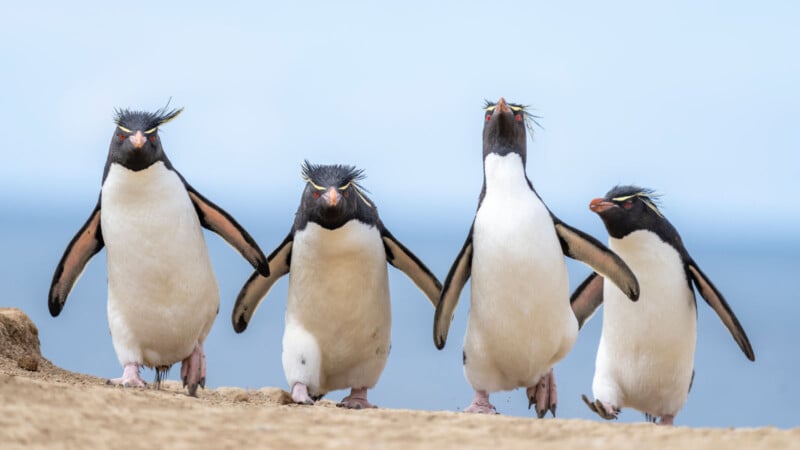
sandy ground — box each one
[2,308,798,449]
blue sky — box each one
[2,2,798,229]
[1,1,798,428]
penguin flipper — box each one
[185,185,269,277]
[687,261,755,361]
[552,219,640,301]
[231,234,293,333]
[434,227,473,349]
[49,200,104,317]
[380,224,442,308]
[570,272,604,329]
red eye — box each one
[343,190,350,198]
[118,134,125,141]
[149,135,156,143]
[515,114,522,122]
[312,191,320,198]
[485,115,491,122]
[624,200,633,209]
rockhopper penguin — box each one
[433,98,640,416]
[572,185,754,425]
[232,161,441,408]
[49,105,268,396]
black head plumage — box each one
[604,185,664,217]
[113,105,183,133]
[103,102,183,178]
[295,161,377,231]
[591,185,679,244]
[301,160,368,194]
[482,97,541,165]
[483,99,541,138]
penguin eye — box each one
[624,200,633,209]
[118,134,125,141]
[343,190,350,198]
[515,113,522,122]
[148,135,156,143]
[485,114,492,122]
[312,191,320,199]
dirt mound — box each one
[0,308,42,371]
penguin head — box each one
[108,105,183,171]
[298,160,375,230]
[589,185,670,239]
[482,97,540,165]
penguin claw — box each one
[290,382,315,405]
[180,344,206,397]
[466,390,497,414]
[527,370,557,418]
[582,394,599,413]
[337,388,376,409]
[108,363,146,388]
[536,406,547,419]
[464,403,498,414]
[582,394,619,420]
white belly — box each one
[593,230,697,416]
[283,221,391,395]
[101,162,218,367]
[464,153,577,393]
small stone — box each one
[17,355,38,372]
[234,392,250,402]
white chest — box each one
[287,221,390,324]
[604,230,697,335]
[471,153,568,307]
[462,154,576,391]
[100,162,216,298]
[101,162,201,245]
[99,162,218,367]
[594,230,697,413]
[284,221,392,390]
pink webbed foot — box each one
[527,370,558,418]
[659,415,675,426]
[180,344,206,397]
[291,382,315,405]
[464,390,497,414]
[337,388,376,409]
[582,394,620,420]
[108,363,146,388]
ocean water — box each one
[2,201,797,428]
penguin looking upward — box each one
[233,161,441,409]
[572,186,754,425]
[49,105,269,396]
[433,98,640,417]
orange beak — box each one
[589,198,615,214]
[323,187,339,207]
[496,97,510,114]
[129,131,146,149]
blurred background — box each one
[1,1,797,428]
